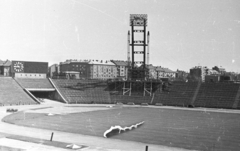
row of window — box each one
[71,67,86,70]
[19,74,42,76]
[93,68,117,72]
[150,74,175,78]
[71,64,86,68]
[93,75,117,78]
[93,73,117,76]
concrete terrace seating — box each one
[110,94,152,105]
[195,83,239,109]
[51,79,111,104]
[15,78,54,89]
[153,81,198,107]
[0,77,37,106]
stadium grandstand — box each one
[0,77,38,105]
[0,60,65,104]
[153,81,199,107]
[194,82,240,109]
[51,79,111,104]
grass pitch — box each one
[3,107,240,151]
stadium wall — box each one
[14,73,46,78]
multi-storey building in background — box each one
[189,66,207,81]
[0,60,11,76]
[189,65,238,82]
[147,65,176,80]
[89,60,117,79]
[212,66,226,75]
[57,59,177,80]
[176,70,189,81]
[111,60,129,80]
[147,64,155,79]
[59,59,90,79]
[58,59,118,80]
[48,64,59,78]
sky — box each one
[0,0,240,72]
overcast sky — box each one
[0,0,240,72]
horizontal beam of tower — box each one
[130,44,148,46]
[133,30,144,32]
[134,51,144,54]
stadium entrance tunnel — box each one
[26,88,65,103]
[30,91,53,98]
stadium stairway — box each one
[190,81,201,105]
[51,79,112,104]
[0,77,38,106]
[232,84,240,109]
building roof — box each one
[0,60,11,66]
[208,69,219,74]
[191,66,209,69]
[49,64,58,67]
[111,60,129,66]
[88,60,115,66]
[219,67,226,72]
[155,66,176,73]
[60,59,116,66]
[60,59,90,65]
[146,64,155,70]
[177,69,188,73]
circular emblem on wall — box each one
[13,62,24,72]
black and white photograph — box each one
[0,0,240,150]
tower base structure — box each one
[107,80,162,97]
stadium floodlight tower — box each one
[128,14,149,80]
[123,14,155,97]
[109,14,161,97]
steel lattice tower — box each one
[128,14,150,80]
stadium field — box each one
[3,106,240,151]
